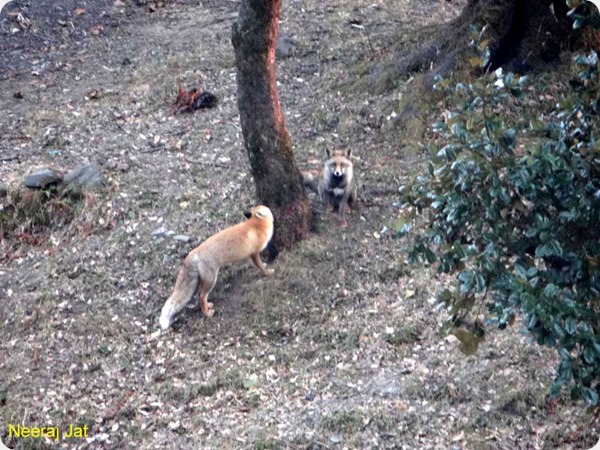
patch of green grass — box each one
[135,190,160,209]
[161,368,244,401]
[127,425,141,438]
[378,261,411,283]
[369,411,395,433]
[322,409,364,433]
[310,328,361,351]
[253,437,284,450]
[0,186,92,243]
[384,323,421,346]
[541,424,598,450]
[244,392,261,408]
[497,388,544,417]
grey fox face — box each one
[325,148,353,180]
[327,158,351,178]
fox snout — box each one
[333,169,344,178]
[243,210,252,219]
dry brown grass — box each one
[0,0,597,449]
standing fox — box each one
[304,148,358,219]
[159,205,275,330]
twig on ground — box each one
[183,156,230,169]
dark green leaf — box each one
[565,317,577,335]
[583,387,599,406]
[453,329,484,356]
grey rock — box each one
[173,234,191,243]
[165,230,175,237]
[365,369,405,398]
[151,226,168,237]
[24,169,62,189]
[64,163,104,189]
[276,35,297,59]
[329,434,342,444]
[373,384,404,398]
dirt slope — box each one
[0,0,597,449]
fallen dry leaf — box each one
[90,25,103,36]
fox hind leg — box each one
[198,270,218,317]
[199,285,214,317]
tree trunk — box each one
[457,0,572,72]
[231,0,310,251]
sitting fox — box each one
[304,148,358,219]
[159,205,275,330]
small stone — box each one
[445,334,459,344]
[152,226,168,237]
[24,169,62,189]
[329,434,342,444]
[173,234,191,243]
[64,163,104,189]
[378,384,404,398]
[117,161,130,172]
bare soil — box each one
[0,0,597,449]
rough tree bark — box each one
[231,0,310,250]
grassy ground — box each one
[0,0,598,449]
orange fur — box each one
[159,205,275,330]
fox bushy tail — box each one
[160,262,199,330]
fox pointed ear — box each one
[243,210,252,219]
[346,148,352,158]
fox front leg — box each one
[335,195,350,227]
[250,253,275,276]
[319,190,336,214]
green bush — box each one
[399,26,600,407]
